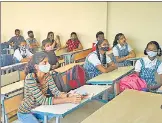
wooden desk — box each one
[87,66,134,85]
[127,53,144,66]
[1,80,24,123]
[54,62,84,73]
[1,62,27,75]
[81,90,162,123]
[32,85,111,123]
[55,48,91,65]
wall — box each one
[2,2,162,52]
[1,2,107,48]
[107,2,162,53]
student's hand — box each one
[69,95,82,104]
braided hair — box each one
[96,40,107,66]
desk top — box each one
[127,53,144,61]
[1,62,27,70]
[1,80,24,95]
[54,62,84,73]
[32,85,110,117]
[81,90,162,123]
[55,48,91,57]
[87,66,134,84]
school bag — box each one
[119,73,147,93]
[53,65,86,92]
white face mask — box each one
[38,63,50,73]
[147,51,157,57]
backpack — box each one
[119,73,147,93]
[53,65,86,92]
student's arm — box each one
[8,37,14,46]
[26,78,81,104]
[73,41,83,51]
[128,50,136,58]
[51,40,57,49]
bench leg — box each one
[44,115,48,123]
[56,117,60,123]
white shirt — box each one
[135,57,162,74]
[13,49,33,61]
[113,44,133,56]
[88,51,112,66]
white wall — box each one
[1,2,107,48]
[107,2,162,53]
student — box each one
[84,39,117,80]
[60,32,83,52]
[13,40,33,63]
[26,30,39,53]
[8,29,25,50]
[112,33,136,67]
[92,31,105,51]
[17,52,82,123]
[46,32,61,50]
[135,41,162,91]
[42,39,60,70]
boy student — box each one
[8,29,25,50]
[26,30,39,53]
[13,40,33,63]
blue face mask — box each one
[100,46,109,51]
[147,51,157,57]
[20,45,27,51]
[38,63,51,73]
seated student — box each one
[17,52,82,123]
[112,33,136,67]
[60,32,83,52]
[135,41,162,92]
[46,32,61,50]
[26,30,39,53]
[13,40,33,63]
[8,29,25,50]
[92,31,105,51]
[84,39,117,80]
[42,39,60,70]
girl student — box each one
[135,41,162,92]
[84,39,117,81]
[17,52,83,123]
[112,33,136,67]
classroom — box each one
[1,1,162,123]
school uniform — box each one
[135,57,162,88]
[83,51,112,80]
[13,48,33,62]
[112,43,133,67]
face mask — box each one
[38,63,50,73]
[100,46,109,51]
[147,51,157,57]
[20,46,26,51]
[45,46,52,51]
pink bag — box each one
[119,73,147,92]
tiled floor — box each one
[12,100,104,123]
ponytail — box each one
[96,40,107,66]
[113,33,124,47]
